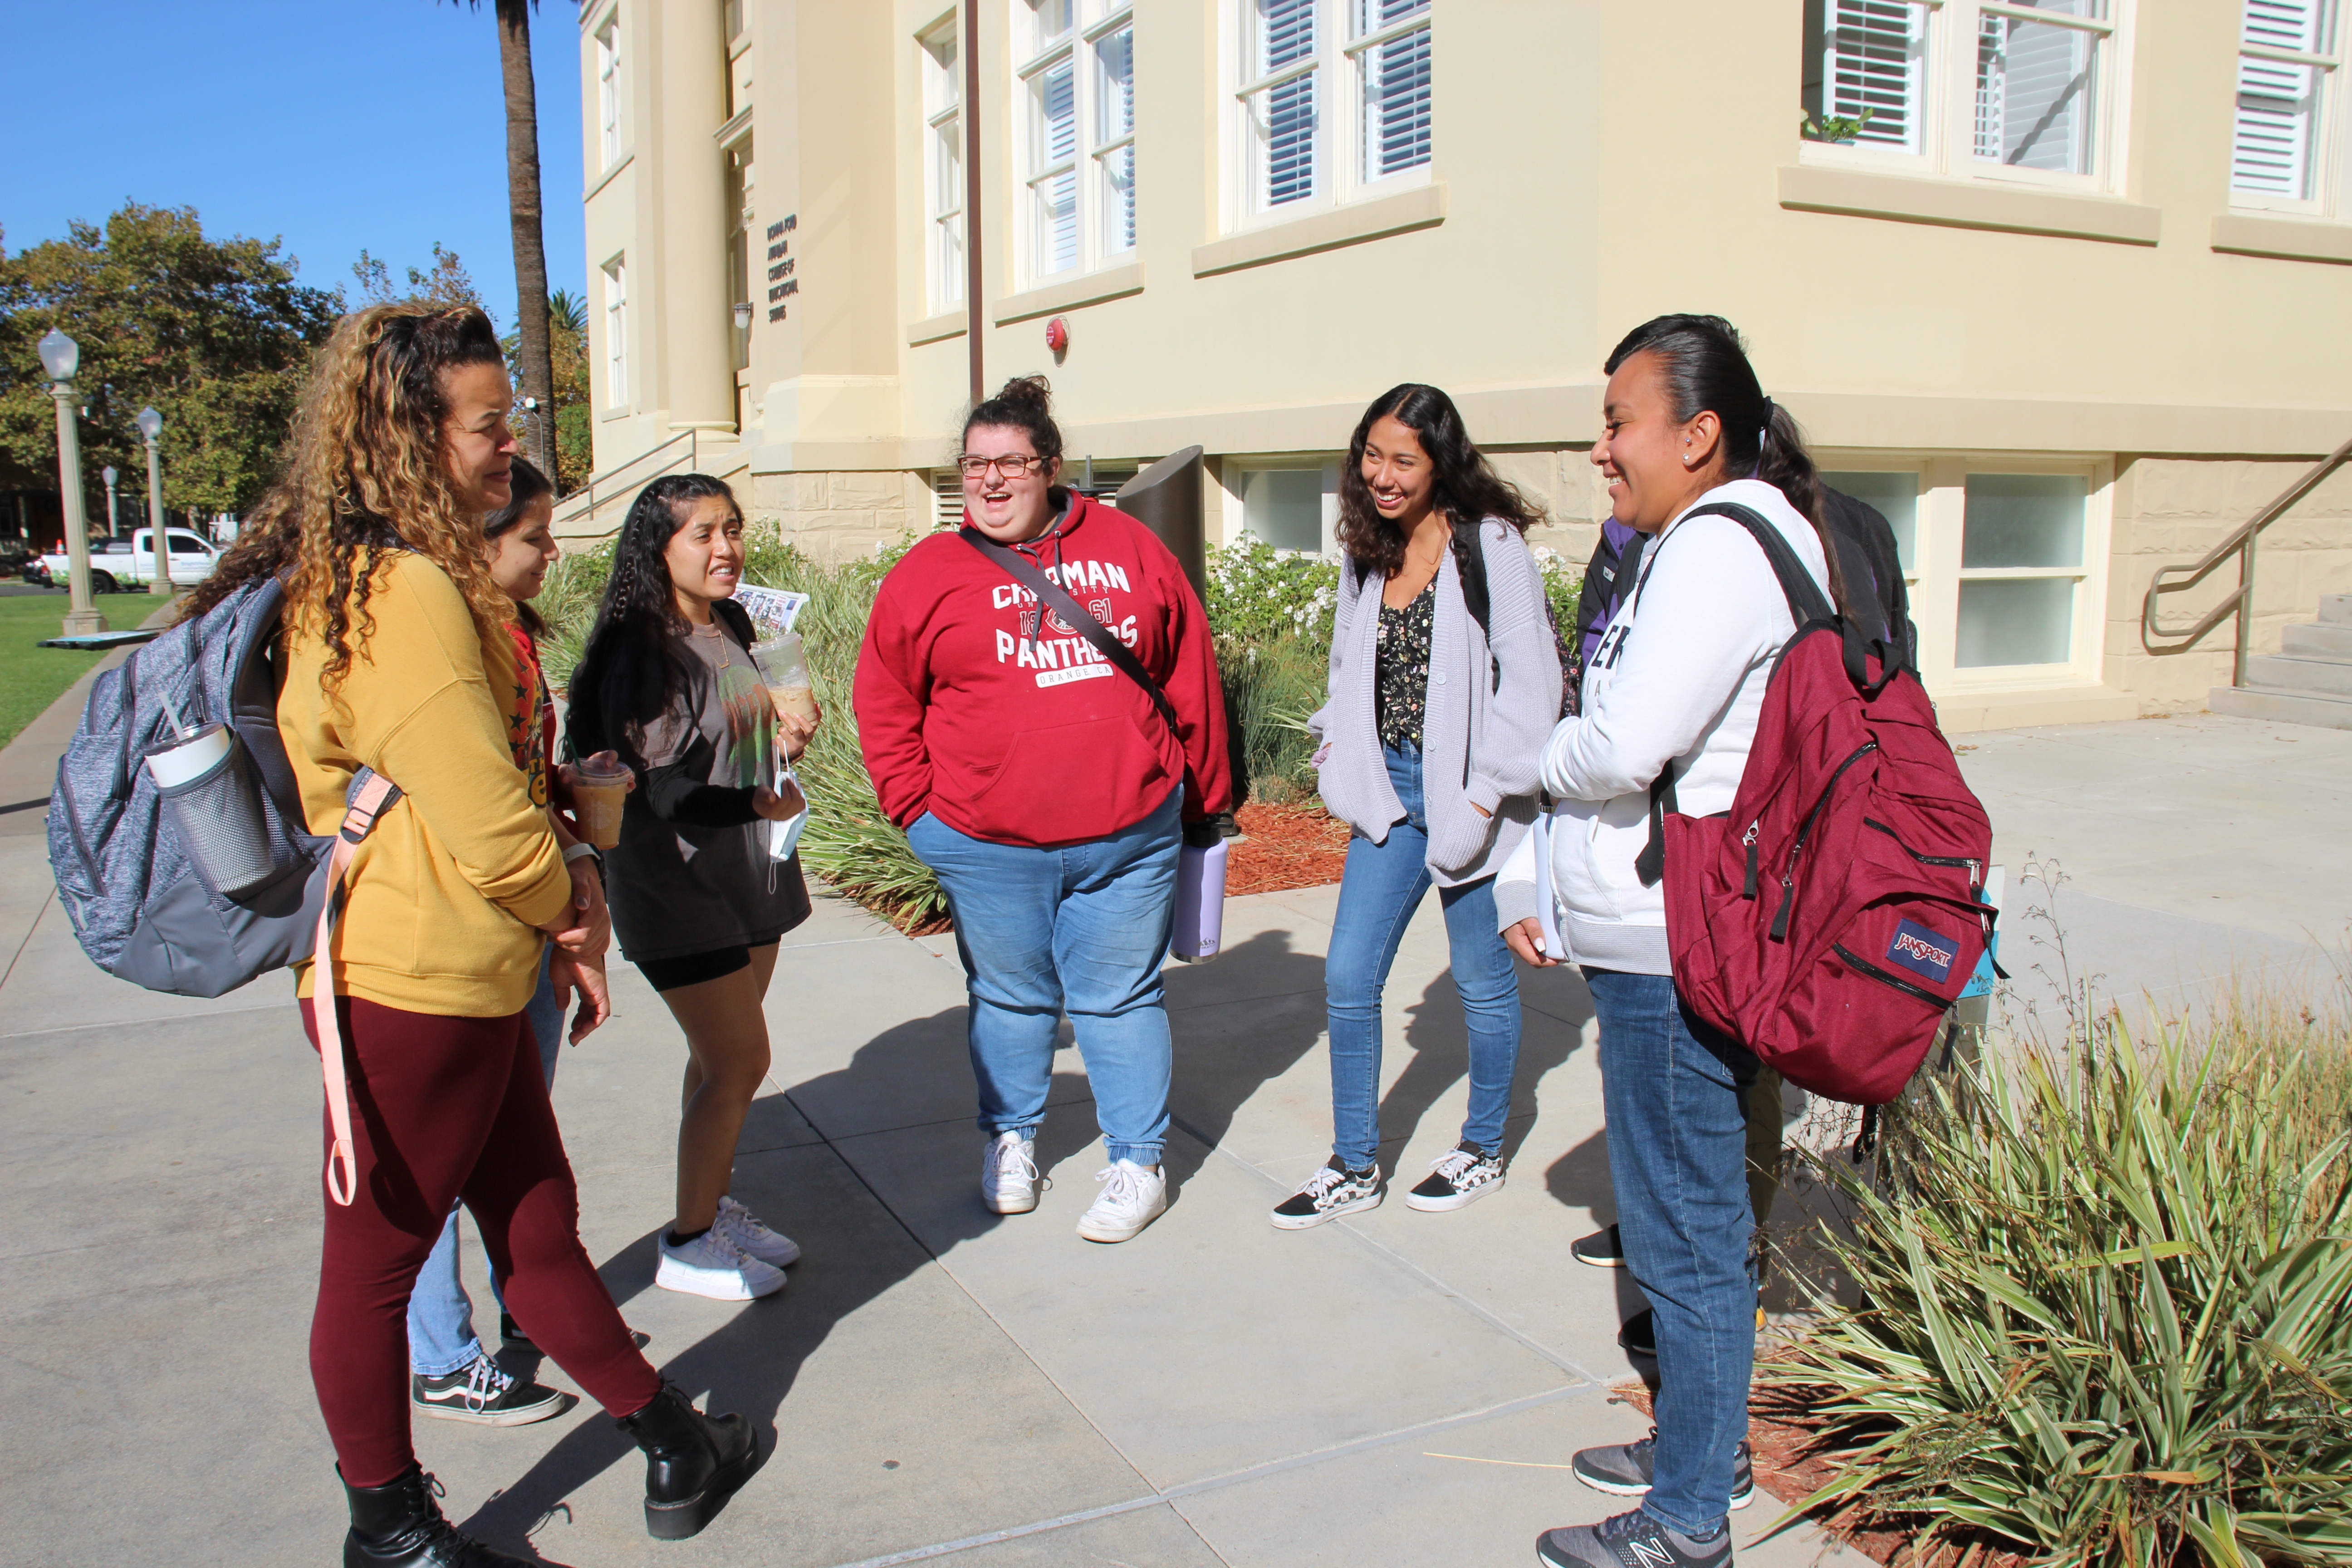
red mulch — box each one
[1225,801,1351,896]
[1615,1364,2028,1568]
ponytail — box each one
[1604,314,1846,614]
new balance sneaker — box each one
[1270,1156,1382,1230]
[715,1195,801,1268]
[656,1227,786,1301]
[1075,1160,1167,1243]
[1572,1427,1755,1509]
[1537,1507,1734,1568]
[1405,1141,1504,1212]
[980,1131,1041,1215]
[1572,1223,1627,1267]
[410,1353,568,1427]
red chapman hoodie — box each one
[855,495,1232,848]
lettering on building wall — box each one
[766,214,798,320]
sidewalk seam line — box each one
[0,885,55,995]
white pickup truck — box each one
[28,527,221,592]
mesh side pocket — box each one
[156,738,278,897]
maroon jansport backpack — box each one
[1654,504,1995,1106]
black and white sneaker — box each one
[1537,1507,1734,1568]
[1572,1223,1626,1267]
[411,1353,568,1426]
[1619,1308,1656,1358]
[1572,1427,1755,1509]
[1406,1141,1504,1211]
[1270,1156,1382,1230]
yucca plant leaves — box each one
[1769,1003,2352,1567]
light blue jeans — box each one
[406,946,564,1376]
[1325,742,1521,1170]
[908,789,1182,1167]
[1584,967,1760,1538]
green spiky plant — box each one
[1774,985,2352,1567]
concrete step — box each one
[2320,593,2352,626]
[2244,652,2352,697]
[2210,683,2352,730]
[2283,621,2352,657]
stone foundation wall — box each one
[2107,456,2352,714]
[749,469,938,563]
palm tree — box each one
[448,0,559,485]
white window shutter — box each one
[2234,0,2330,197]
[1824,1,1929,154]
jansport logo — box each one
[1884,918,1956,985]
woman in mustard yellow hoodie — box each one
[186,305,762,1562]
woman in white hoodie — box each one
[1504,316,1844,1568]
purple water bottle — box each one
[1170,838,1227,962]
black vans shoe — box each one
[1405,1142,1504,1211]
[1572,1223,1626,1267]
[410,1354,567,1427]
[1271,1156,1382,1230]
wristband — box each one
[562,841,600,865]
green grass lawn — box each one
[0,592,113,751]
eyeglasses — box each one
[957,453,1046,479]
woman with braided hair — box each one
[192,304,763,1562]
[567,474,816,1302]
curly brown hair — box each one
[180,303,514,685]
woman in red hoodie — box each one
[856,377,1230,1244]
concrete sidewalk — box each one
[1,694,2345,1567]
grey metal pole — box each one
[145,431,172,598]
[50,383,105,637]
[103,467,120,541]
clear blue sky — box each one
[1,0,586,329]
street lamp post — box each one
[38,329,105,637]
[138,407,171,598]
[103,466,120,541]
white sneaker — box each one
[1075,1159,1167,1243]
[656,1226,786,1300]
[980,1132,1041,1215]
[715,1195,801,1268]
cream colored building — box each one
[567,0,2352,732]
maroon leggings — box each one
[304,996,662,1486]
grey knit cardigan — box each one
[1307,517,1563,887]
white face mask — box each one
[767,764,808,863]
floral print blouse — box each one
[1375,578,1435,751]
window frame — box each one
[2229,0,2345,216]
[1798,1,2134,198]
[1223,456,1341,554]
[601,257,629,409]
[920,18,965,313]
[1226,0,1433,234]
[1013,1,1138,289]
[1818,452,2113,692]
[596,15,622,171]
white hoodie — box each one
[1494,479,1830,974]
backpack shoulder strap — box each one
[958,528,1181,738]
[713,597,758,651]
[1679,502,1836,626]
[1450,517,1491,643]
[313,766,403,1208]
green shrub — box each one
[1778,993,2352,1567]
[1221,635,1327,805]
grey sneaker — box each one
[410,1353,568,1427]
[1405,1141,1504,1211]
[1536,1507,1733,1568]
[1270,1156,1382,1230]
[1571,1427,1754,1509]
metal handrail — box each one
[2141,430,2352,686]
[550,427,705,531]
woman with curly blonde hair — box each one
[197,304,763,1563]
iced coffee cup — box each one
[751,633,818,728]
[572,754,631,850]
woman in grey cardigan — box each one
[1273,384,1563,1230]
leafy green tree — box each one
[0,204,338,523]
[506,289,590,492]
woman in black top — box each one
[568,474,814,1303]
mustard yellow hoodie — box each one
[279,551,571,1016]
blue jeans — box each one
[1584,967,1759,1538]
[1325,743,1521,1171]
[909,790,1181,1167]
[406,946,564,1376]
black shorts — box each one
[635,945,753,993]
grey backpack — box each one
[46,576,397,1000]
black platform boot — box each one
[617,1382,765,1540]
[342,1465,534,1568]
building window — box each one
[1955,474,2087,668]
[597,16,622,169]
[1235,0,1430,222]
[1233,461,1338,553]
[726,149,753,370]
[921,21,964,310]
[1800,1,2122,188]
[1823,469,1920,571]
[2232,0,2340,206]
[603,258,627,405]
[1017,1,1136,283]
